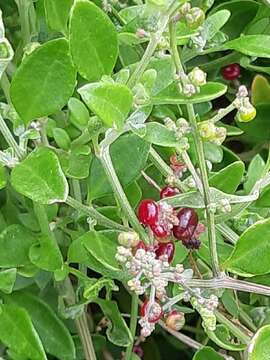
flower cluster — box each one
[176,67,207,97]
[234,85,256,122]
[199,120,227,146]
[115,235,219,337]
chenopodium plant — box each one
[1,0,270,359]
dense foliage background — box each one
[0,0,270,359]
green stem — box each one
[16,0,31,47]
[149,147,187,192]
[0,72,11,104]
[71,179,82,203]
[66,196,128,232]
[169,20,220,277]
[33,202,52,237]
[216,223,239,244]
[209,103,236,124]
[99,147,149,243]
[125,294,139,360]
[127,1,179,88]
[0,114,24,159]
[215,311,250,344]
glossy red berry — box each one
[138,199,159,226]
[182,236,201,250]
[140,300,163,323]
[155,242,175,263]
[221,63,241,81]
[173,208,198,241]
[151,224,170,238]
[160,186,180,199]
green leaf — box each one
[0,303,47,360]
[248,325,270,359]
[7,291,76,360]
[225,35,270,58]
[89,133,150,200]
[83,278,117,300]
[11,147,68,204]
[210,161,244,193]
[93,299,132,347]
[0,268,17,294]
[206,325,246,351]
[10,39,76,125]
[0,164,7,189]
[251,75,270,106]
[193,346,223,360]
[70,0,118,81]
[202,10,231,41]
[0,225,36,268]
[131,122,178,147]
[66,145,93,179]
[224,218,270,276]
[79,81,133,128]
[68,230,129,281]
[68,97,90,129]
[244,155,265,194]
[152,82,227,105]
[44,0,73,34]
[29,235,63,272]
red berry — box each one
[160,186,180,199]
[173,208,198,241]
[140,300,163,323]
[138,199,159,226]
[221,63,241,81]
[136,241,148,251]
[133,345,144,358]
[151,224,170,238]
[182,236,201,250]
[155,242,175,263]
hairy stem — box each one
[169,20,220,277]
[99,147,149,243]
[125,294,139,360]
[215,311,251,344]
[66,196,128,232]
[0,114,24,159]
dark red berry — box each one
[151,224,170,238]
[221,63,241,81]
[133,345,144,358]
[136,241,148,251]
[182,236,201,250]
[138,199,159,226]
[173,208,198,241]
[140,300,163,323]
[155,242,175,263]
[160,186,180,199]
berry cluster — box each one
[138,189,204,250]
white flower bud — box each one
[118,231,140,248]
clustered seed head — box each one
[199,120,227,146]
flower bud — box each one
[166,310,185,331]
[188,67,207,87]
[180,3,191,15]
[199,120,216,141]
[236,105,256,122]
[118,231,140,248]
[213,126,226,145]
[185,7,205,29]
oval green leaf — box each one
[8,291,76,360]
[79,81,133,128]
[70,0,118,81]
[225,35,270,58]
[248,325,270,360]
[224,218,270,276]
[10,39,76,125]
[193,347,223,360]
[152,82,227,105]
[44,0,73,34]
[11,147,69,205]
[0,303,47,360]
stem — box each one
[182,151,203,194]
[209,103,236,124]
[99,147,149,243]
[127,1,179,88]
[0,73,11,104]
[16,0,31,47]
[149,147,187,192]
[0,114,24,159]
[186,276,270,297]
[216,223,239,244]
[66,196,128,232]
[125,294,139,360]
[169,20,221,277]
[215,311,250,344]
[71,179,82,203]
